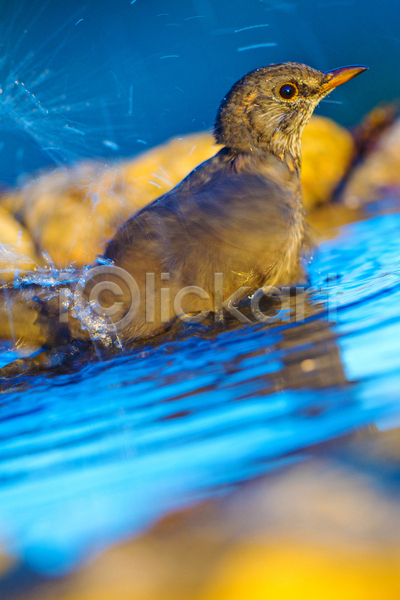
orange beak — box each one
[322,65,368,92]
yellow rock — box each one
[201,541,400,600]
[2,133,220,268]
[301,115,354,210]
[0,205,38,279]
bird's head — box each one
[214,62,367,168]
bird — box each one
[100,62,367,342]
[0,61,367,375]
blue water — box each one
[0,210,399,574]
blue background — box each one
[0,0,398,184]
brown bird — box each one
[100,62,367,341]
[0,61,367,374]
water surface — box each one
[0,211,400,574]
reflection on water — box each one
[0,211,400,573]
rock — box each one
[301,115,354,209]
[342,118,400,208]
[1,133,220,268]
[0,206,38,279]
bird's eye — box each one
[278,83,298,100]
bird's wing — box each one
[165,166,299,255]
[105,156,303,290]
